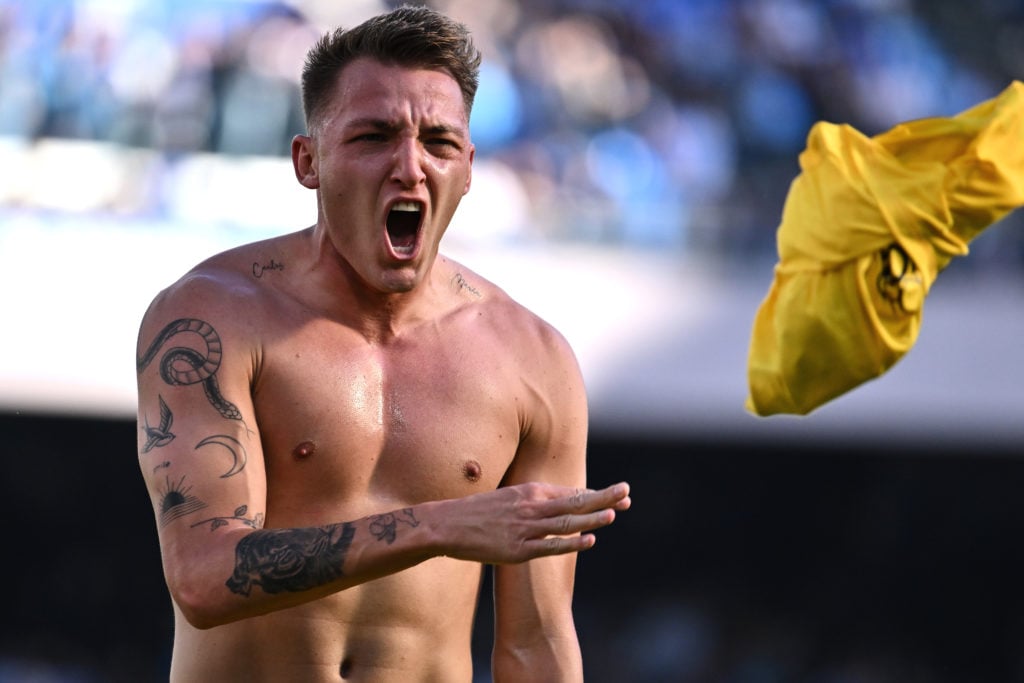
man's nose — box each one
[390,139,427,187]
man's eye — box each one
[354,133,386,142]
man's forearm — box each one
[225,507,426,596]
[493,633,584,683]
[168,483,627,629]
[170,506,433,629]
[225,522,357,596]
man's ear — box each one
[292,135,319,189]
[463,144,475,195]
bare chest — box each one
[251,323,521,521]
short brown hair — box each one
[301,5,482,131]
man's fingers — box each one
[600,482,630,508]
[581,482,630,510]
[537,482,630,516]
[524,532,597,558]
[536,508,616,540]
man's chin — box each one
[373,267,422,295]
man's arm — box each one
[137,275,627,630]
[491,319,630,682]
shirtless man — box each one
[135,7,630,682]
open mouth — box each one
[386,201,422,257]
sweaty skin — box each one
[135,58,628,683]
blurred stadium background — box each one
[1,0,1023,681]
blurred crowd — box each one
[1,0,1023,262]
[2,4,1024,682]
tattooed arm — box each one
[135,271,275,627]
[133,273,426,627]
[136,269,627,630]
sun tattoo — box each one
[158,475,207,527]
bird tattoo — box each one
[142,395,176,453]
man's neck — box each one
[304,230,449,344]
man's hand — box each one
[430,482,631,564]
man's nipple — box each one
[293,440,317,460]
[462,459,482,483]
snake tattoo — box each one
[137,318,242,421]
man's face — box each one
[294,58,474,295]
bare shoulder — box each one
[139,231,303,337]
[439,256,577,367]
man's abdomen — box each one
[170,557,482,682]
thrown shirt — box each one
[746,80,1024,416]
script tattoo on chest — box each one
[452,272,481,297]
[252,258,285,279]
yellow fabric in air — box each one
[746,80,1024,416]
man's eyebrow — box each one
[344,117,401,132]
[343,118,466,137]
[423,123,464,136]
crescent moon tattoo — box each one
[195,434,248,478]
